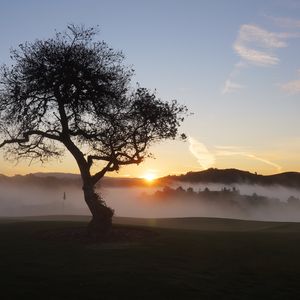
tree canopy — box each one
[0,25,188,232]
[0,25,187,183]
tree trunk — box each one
[83,182,114,235]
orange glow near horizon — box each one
[2,139,300,177]
[143,173,156,183]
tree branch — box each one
[91,161,116,184]
[0,130,62,148]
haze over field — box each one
[1,172,300,221]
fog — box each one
[0,181,300,221]
[170,181,300,203]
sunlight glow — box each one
[143,173,156,182]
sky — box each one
[1,0,300,178]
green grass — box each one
[1,216,300,299]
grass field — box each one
[1,216,300,299]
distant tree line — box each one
[144,186,300,210]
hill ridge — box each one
[162,168,300,188]
[1,168,300,189]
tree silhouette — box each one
[0,25,187,233]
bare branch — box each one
[0,130,62,148]
[91,161,115,184]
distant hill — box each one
[0,173,149,188]
[162,168,300,189]
[1,168,300,189]
[0,173,81,188]
[33,172,81,179]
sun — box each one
[143,173,156,183]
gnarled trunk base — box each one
[88,205,114,235]
[84,188,114,235]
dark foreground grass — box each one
[1,218,300,299]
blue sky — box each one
[1,0,300,177]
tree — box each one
[0,25,187,234]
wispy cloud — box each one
[188,137,215,169]
[268,16,300,28]
[234,24,287,66]
[222,62,246,95]
[267,16,300,94]
[222,23,296,94]
[280,68,300,94]
[215,148,282,172]
[188,137,281,172]
[222,79,244,94]
[280,79,300,94]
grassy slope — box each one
[1,216,300,299]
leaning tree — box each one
[0,25,187,233]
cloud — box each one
[222,62,246,95]
[215,146,243,150]
[280,79,300,94]
[237,24,287,47]
[233,24,287,66]
[188,137,282,172]
[188,137,215,169]
[215,148,282,172]
[269,16,300,28]
[280,68,300,94]
[222,23,297,94]
[234,45,279,66]
[222,79,244,94]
